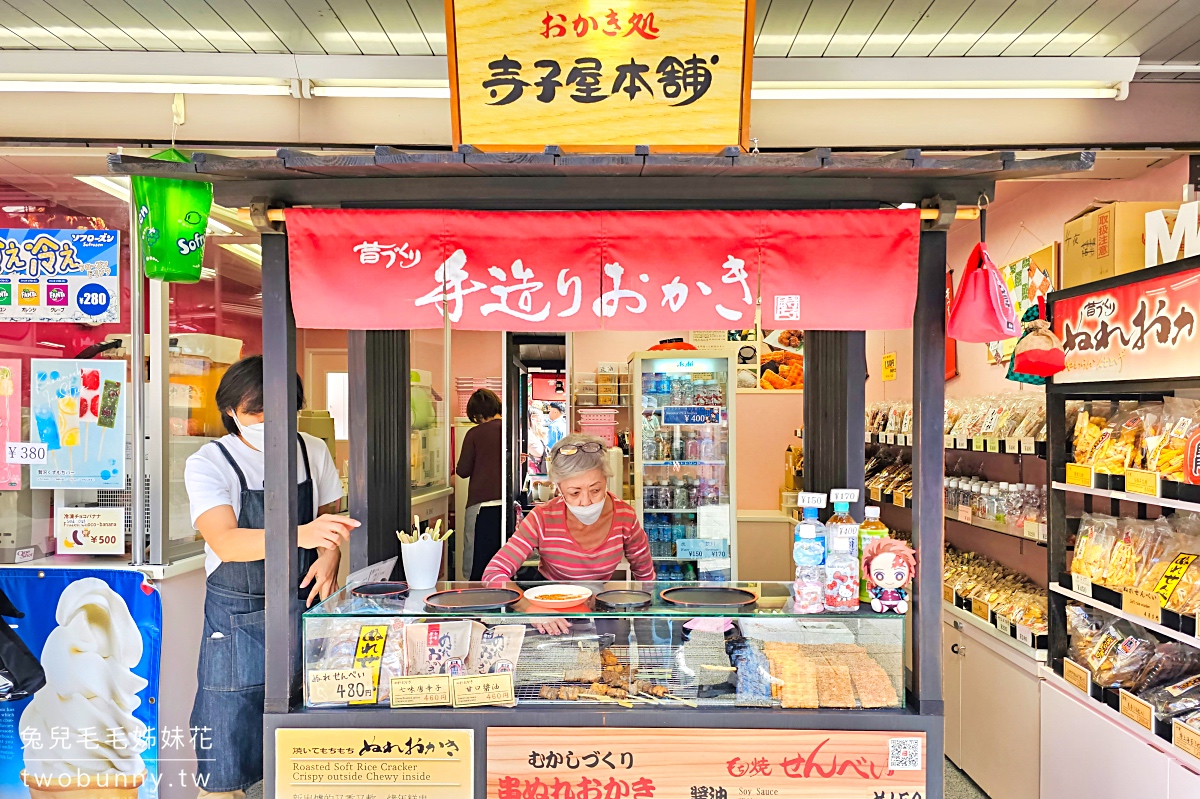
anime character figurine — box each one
[862,537,917,614]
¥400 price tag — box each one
[5,443,46,464]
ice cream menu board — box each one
[29,359,124,490]
[489,728,927,798]
[0,569,161,799]
[0,360,21,490]
[0,229,120,325]
[274,728,473,799]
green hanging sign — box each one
[130,148,214,283]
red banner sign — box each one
[286,209,920,332]
[1052,263,1200,383]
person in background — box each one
[484,434,654,633]
[546,401,567,449]
[184,355,357,799]
[455,389,503,580]
[527,406,548,476]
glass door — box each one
[630,352,736,581]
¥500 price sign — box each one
[5,443,47,464]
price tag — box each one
[944,435,954,449]
[986,438,1000,453]
[1021,437,1036,454]
[957,505,972,524]
[869,487,882,502]
[1173,720,1200,760]
[1016,625,1034,647]
[865,431,872,444]
[996,615,1012,636]
[1004,437,1019,453]
[1063,659,1092,694]
[972,437,985,452]
[882,433,894,444]
[662,406,722,426]
[675,538,728,559]
[1123,587,1163,625]
[1119,689,1154,731]
[892,491,906,508]
[1124,468,1160,498]
[307,668,376,705]
[830,488,860,503]
[1071,574,1093,597]
[971,599,990,621]
[943,584,954,604]
[1039,523,1048,543]
[4,442,47,464]
[389,675,451,708]
[796,492,827,509]
[956,436,969,450]
[451,672,515,708]
[1023,520,1040,540]
[1065,463,1094,487]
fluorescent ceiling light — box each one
[750,86,1121,100]
[310,85,450,98]
[0,80,289,95]
[220,243,262,266]
[76,175,130,202]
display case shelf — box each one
[1051,481,1200,512]
[869,496,1047,545]
[943,600,1047,662]
[1049,581,1200,648]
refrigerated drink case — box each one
[630,352,737,581]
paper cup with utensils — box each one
[401,532,443,589]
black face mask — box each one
[0,587,45,701]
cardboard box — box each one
[1062,201,1179,289]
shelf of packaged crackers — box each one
[866,431,1046,458]
[869,488,1048,546]
[1050,578,1200,646]
[867,395,1048,458]
[943,597,1048,662]
[942,545,1050,659]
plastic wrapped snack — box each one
[1074,406,1111,465]
[1139,673,1200,720]
[1091,409,1145,475]
[1067,605,1109,667]
[306,616,408,703]
[950,398,985,437]
[1132,643,1200,693]
[1149,397,1200,482]
[1012,402,1046,439]
[467,624,525,675]
[1136,517,1200,614]
[405,620,480,676]
[1102,517,1171,590]
[1087,620,1157,688]
[1071,513,1119,581]
[944,400,963,435]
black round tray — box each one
[424,587,522,611]
[659,586,757,608]
[350,581,409,599]
[594,589,653,610]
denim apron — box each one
[190,436,318,793]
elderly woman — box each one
[483,434,655,588]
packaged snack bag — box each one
[1074,406,1111,465]
[1071,513,1119,581]
[1149,397,1200,481]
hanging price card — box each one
[869,487,881,502]
[1004,437,1019,453]
[995,615,1012,636]
[971,599,990,621]
[972,438,985,452]
[662,406,722,425]
[1173,719,1200,760]
[1065,463,1093,487]
[1124,468,1160,498]
[956,436,969,449]
[675,538,728,559]
[1119,689,1154,731]
[1123,587,1163,625]
[957,505,972,524]
[943,584,954,604]
[1023,521,1040,540]
[1071,574,1093,597]
[882,433,894,444]
[390,675,452,708]
[451,673,515,708]
[892,491,906,508]
[307,668,377,705]
[1021,437,1036,454]
[986,438,1000,453]
[1063,659,1092,694]
[944,435,954,449]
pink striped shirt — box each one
[482,494,655,585]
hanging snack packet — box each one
[1149,397,1200,481]
[1091,408,1144,475]
[1070,513,1119,582]
[467,624,526,675]
[404,620,480,676]
[1073,405,1111,465]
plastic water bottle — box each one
[792,522,825,613]
[799,507,827,563]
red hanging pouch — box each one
[947,242,1019,343]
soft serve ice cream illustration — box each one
[20,578,149,798]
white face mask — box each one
[565,497,605,525]
[233,411,265,452]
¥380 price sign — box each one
[5,443,47,464]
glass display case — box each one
[630,352,737,581]
[302,581,904,710]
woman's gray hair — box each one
[548,433,612,483]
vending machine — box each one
[629,351,737,581]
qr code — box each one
[888,737,922,770]
[774,294,801,321]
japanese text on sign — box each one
[0,229,120,325]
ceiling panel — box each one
[823,0,891,57]
[364,0,430,55]
[80,0,181,50]
[123,0,217,50]
[1139,7,1200,62]
[0,1,68,47]
[755,0,810,56]
[327,0,395,55]
[246,0,323,52]
[892,0,973,57]
[163,0,253,52]
[1000,0,1092,55]
[39,0,142,49]
[203,0,289,52]
[1072,0,1176,56]
[1038,0,1138,56]
[6,0,107,48]
[1107,0,1200,57]
[285,0,360,54]
[931,0,1015,57]
[857,0,934,57]
[405,0,445,55]
[787,0,851,57]
[964,0,1053,56]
